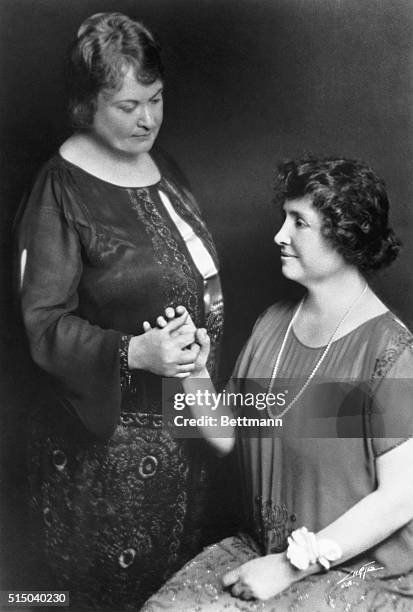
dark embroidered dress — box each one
[16,152,223,610]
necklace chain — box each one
[267,284,368,419]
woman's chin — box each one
[280,265,297,281]
[280,260,303,281]
[281,270,306,287]
[113,142,154,159]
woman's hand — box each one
[128,309,199,377]
[148,307,231,453]
[222,553,299,601]
[143,305,195,338]
[190,327,210,377]
[143,306,210,377]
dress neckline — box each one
[57,152,162,190]
[291,311,391,350]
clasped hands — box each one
[130,308,300,601]
[128,305,209,378]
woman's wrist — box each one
[286,527,342,575]
[269,552,317,587]
[284,552,318,582]
[189,366,210,379]
[128,335,146,370]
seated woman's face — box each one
[274,196,347,287]
[91,65,164,157]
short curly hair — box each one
[273,157,401,273]
[66,12,163,129]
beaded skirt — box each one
[142,534,413,611]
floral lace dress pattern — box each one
[18,152,223,610]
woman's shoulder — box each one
[369,311,413,373]
[28,152,80,192]
[259,300,297,322]
[152,147,192,191]
[370,310,413,345]
[15,153,89,232]
[57,134,102,180]
[250,300,297,339]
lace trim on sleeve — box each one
[369,326,413,386]
[369,323,413,457]
[119,334,133,391]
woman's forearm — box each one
[277,442,413,588]
[316,488,411,566]
[182,369,235,455]
[250,477,413,597]
[315,440,413,567]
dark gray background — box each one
[1,0,412,592]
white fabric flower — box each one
[286,527,342,571]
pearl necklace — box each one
[267,283,368,419]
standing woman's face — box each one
[274,196,348,287]
[91,65,163,157]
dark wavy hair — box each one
[273,157,401,273]
[66,12,164,129]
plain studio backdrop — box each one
[0,0,412,595]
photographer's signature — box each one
[336,561,384,587]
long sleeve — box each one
[16,166,122,439]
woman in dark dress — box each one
[15,12,223,610]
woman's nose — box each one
[274,221,290,246]
[137,105,155,129]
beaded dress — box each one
[16,150,224,610]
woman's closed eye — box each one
[118,104,136,113]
